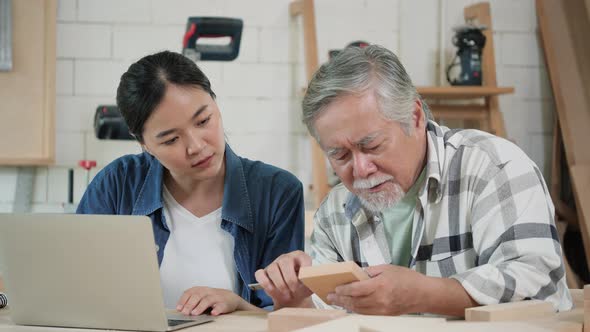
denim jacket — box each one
[77,144,305,309]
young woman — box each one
[77,51,304,316]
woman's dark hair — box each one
[116,51,216,142]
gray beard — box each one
[357,183,406,213]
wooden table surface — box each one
[0,290,583,332]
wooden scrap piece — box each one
[465,300,554,321]
[298,261,369,303]
[294,315,445,332]
[584,285,590,332]
[268,308,347,332]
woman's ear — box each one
[141,143,151,154]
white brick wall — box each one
[78,0,151,23]
[0,0,555,212]
[56,60,74,95]
[57,23,112,59]
[113,25,185,60]
[74,60,130,96]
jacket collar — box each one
[132,144,254,233]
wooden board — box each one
[417,86,514,99]
[293,315,446,332]
[465,300,554,322]
[268,308,346,332]
[0,0,56,165]
[290,0,330,208]
[537,0,590,285]
[537,0,590,166]
[464,2,506,138]
[298,261,369,303]
[570,165,590,274]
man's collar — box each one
[422,120,445,203]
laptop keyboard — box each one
[167,319,190,327]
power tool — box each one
[446,25,486,86]
[94,17,243,140]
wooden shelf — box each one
[417,86,514,99]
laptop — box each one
[0,214,214,331]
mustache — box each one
[353,174,395,190]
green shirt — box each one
[381,169,426,267]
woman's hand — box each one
[176,286,259,316]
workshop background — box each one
[0,0,550,212]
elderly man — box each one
[255,45,572,316]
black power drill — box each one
[446,25,486,86]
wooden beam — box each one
[289,0,303,16]
[465,300,554,322]
[417,86,514,99]
[464,2,506,138]
[291,0,330,207]
[570,164,590,274]
[298,261,369,304]
[430,104,488,120]
[537,0,590,166]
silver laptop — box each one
[0,214,214,331]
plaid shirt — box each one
[310,120,572,311]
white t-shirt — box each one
[159,186,237,309]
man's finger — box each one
[334,278,376,297]
[364,264,390,277]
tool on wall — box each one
[0,0,12,71]
[94,105,134,140]
[182,17,243,62]
[94,17,243,141]
[446,24,486,86]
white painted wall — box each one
[0,0,552,212]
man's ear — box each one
[413,99,425,132]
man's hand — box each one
[326,264,424,315]
[327,264,478,316]
[176,287,260,316]
[254,250,314,309]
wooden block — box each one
[465,300,554,321]
[268,308,347,332]
[293,314,446,332]
[584,285,590,300]
[584,300,590,332]
[298,261,369,303]
[571,289,584,309]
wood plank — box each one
[538,0,590,278]
[417,86,514,99]
[0,0,56,165]
[293,315,446,332]
[268,308,346,332]
[464,2,506,138]
[570,165,590,279]
[290,0,330,208]
[298,261,369,304]
[465,300,554,322]
[289,0,303,16]
[537,0,590,166]
[429,104,488,120]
